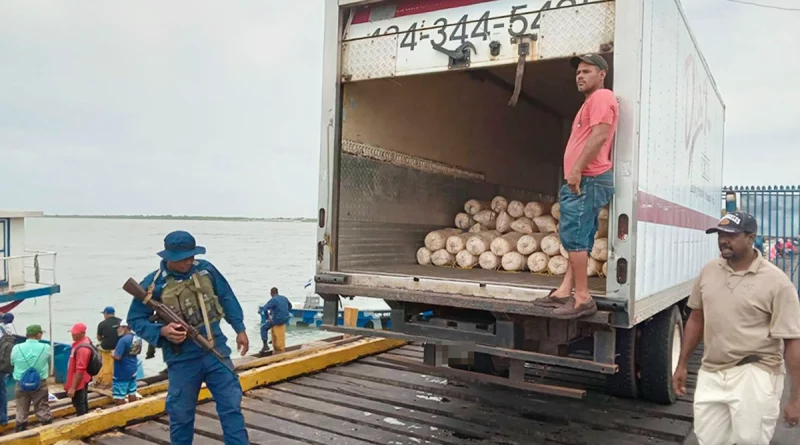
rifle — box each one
[122,277,237,376]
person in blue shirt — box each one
[112,320,141,405]
[127,230,250,445]
[258,288,292,355]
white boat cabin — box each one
[0,211,60,301]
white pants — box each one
[694,364,784,445]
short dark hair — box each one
[270,287,278,294]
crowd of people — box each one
[0,310,147,433]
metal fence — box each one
[723,185,799,290]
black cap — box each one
[570,53,609,72]
[706,211,758,235]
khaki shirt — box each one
[688,252,800,374]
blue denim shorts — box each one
[559,170,614,252]
[112,377,138,399]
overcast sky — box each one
[1,0,798,218]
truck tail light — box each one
[617,214,629,241]
[319,208,326,228]
[616,258,628,284]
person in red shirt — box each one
[535,53,618,318]
[66,323,93,416]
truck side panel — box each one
[605,0,645,327]
[632,0,725,322]
[317,2,345,274]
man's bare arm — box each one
[785,339,800,401]
[678,309,704,368]
[570,123,611,175]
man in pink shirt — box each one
[535,53,618,318]
[66,322,94,416]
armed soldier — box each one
[126,230,250,445]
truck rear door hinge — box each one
[431,41,477,70]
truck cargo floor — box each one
[343,264,606,295]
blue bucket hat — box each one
[157,230,206,262]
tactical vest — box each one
[159,270,225,331]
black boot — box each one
[259,340,271,356]
[15,422,27,432]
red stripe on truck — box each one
[351,0,496,25]
[637,191,719,231]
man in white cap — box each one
[112,320,141,405]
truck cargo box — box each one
[313,0,725,404]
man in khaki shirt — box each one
[673,211,800,445]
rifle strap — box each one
[192,274,215,347]
[143,268,161,305]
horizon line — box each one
[40,214,318,222]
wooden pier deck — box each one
[77,344,700,445]
[8,341,799,445]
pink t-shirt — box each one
[563,89,618,177]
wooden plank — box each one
[92,431,158,445]
[0,336,351,434]
[204,397,388,445]
[0,393,107,434]
[377,354,587,399]
[327,363,692,442]
[381,348,423,359]
[372,350,699,422]
[236,338,406,391]
[271,381,538,444]
[247,388,494,445]
[0,338,405,445]
[343,307,359,327]
[164,406,310,445]
[238,395,442,445]
[235,336,362,372]
[360,356,696,422]
[284,376,680,445]
[125,421,223,445]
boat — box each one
[258,280,394,330]
[256,281,440,331]
[0,211,71,397]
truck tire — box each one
[606,326,639,399]
[639,305,683,404]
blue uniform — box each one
[259,294,292,341]
[127,259,248,445]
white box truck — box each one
[314,0,725,404]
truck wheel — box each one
[639,305,683,405]
[606,326,639,399]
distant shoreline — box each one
[41,215,317,223]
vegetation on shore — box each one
[41,214,317,223]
